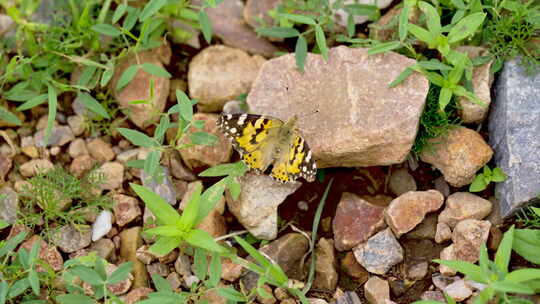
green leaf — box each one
[148,236,183,256]
[55,294,95,304]
[0,106,22,126]
[368,41,401,55]
[217,287,247,302]
[408,24,434,44]
[70,266,104,285]
[123,7,140,31]
[140,0,167,21]
[193,247,208,281]
[491,167,506,182]
[145,226,184,237]
[434,260,486,283]
[438,87,453,112]
[100,68,114,87]
[143,150,160,177]
[154,116,170,143]
[495,225,514,273]
[469,174,488,192]
[195,182,226,226]
[315,25,328,60]
[45,84,58,147]
[513,229,540,264]
[175,90,193,122]
[116,65,140,92]
[0,220,9,229]
[234,236,288,284]
[0,232,27,258]
[117,128,159,148]
[256,27,299,38]
[108,262,133,284]
[28,269,39,296]
[130,184,181,225]
[178,182,202,231]
[418,1,441,34]
[190,132,218,146]
[7,278,29,299]
[532,207,540,217]
[417,60,452,71]
[198,10,212,43]
[17,94,47,111]
[226,177,241,200]
[491,281,534,294]
[141,63,171,78]
[78,93,110,119]
[447,12,486,44]
[199,161,247,177]
[0,281,8,304]
[389,67,414,87]
[278,13,316,25]
[398,5,409,41]
[151,274,172,292]
[91,24,122,37]
[185,229,227,253]
[507,269,540,283]
[112,4,127,23]
[208,252,221,287]
[295,35,308,72]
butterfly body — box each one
[218,113,317,183]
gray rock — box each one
[226,173,301,239]
[488,58,540,217]
[353,228,404,275]
[34,126,74,147]
[52,225,92,253]
[0,187,18,224]
[335,291,362,304]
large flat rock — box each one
[488,59,540,217]
[247,46,429,168]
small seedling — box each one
[469,165,506,192]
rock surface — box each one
[353,228,403,275]
[438,192,492,227]
[203,0,280,57]
[332,0,393,26]
[52,224,92,253]
[364,276,391,304]
[188,45,266,112]
[420,127,493,187]
[0,187,18,224]
[247,46,429,168]
[113,194,142,227]
[92,210,113,241]
[385,190,444,237]
[313,238,338,290]
[259,233,309,280]
[388,168,417,196]
[179,113,233,169]
[110,45,171,128]
[488,58,540,217]
[20,235,63,271]
[120,227,148,288]
[226,173,301,239]
[333,192,386,251]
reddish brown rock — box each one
[70,155,97,178]
[385,190,444,237]
[341,252,369,284]
[333,192,386,251]
[221,258,243,282]
[364,276,391,304]
[122,287,153,304]
[452,219,491,263]
[87,138,115,162]
[20,235,63,272]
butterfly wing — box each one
[218,113,282,173]
[270,131,317,183]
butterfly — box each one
[218,113,317,183]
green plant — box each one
[56,254,133,304]
[18,167,111,238]
[483,0,540,74]
[412,84,460,155]
[516,205,540,229]
[469,165,507,192]
[512,214,540,265]
[0,231,47,304]
[256,0,380,71]
[118,90,218,180]
[435,226,540,303]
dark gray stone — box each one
[488,59,540,217]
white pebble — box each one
[92,210,113,241]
